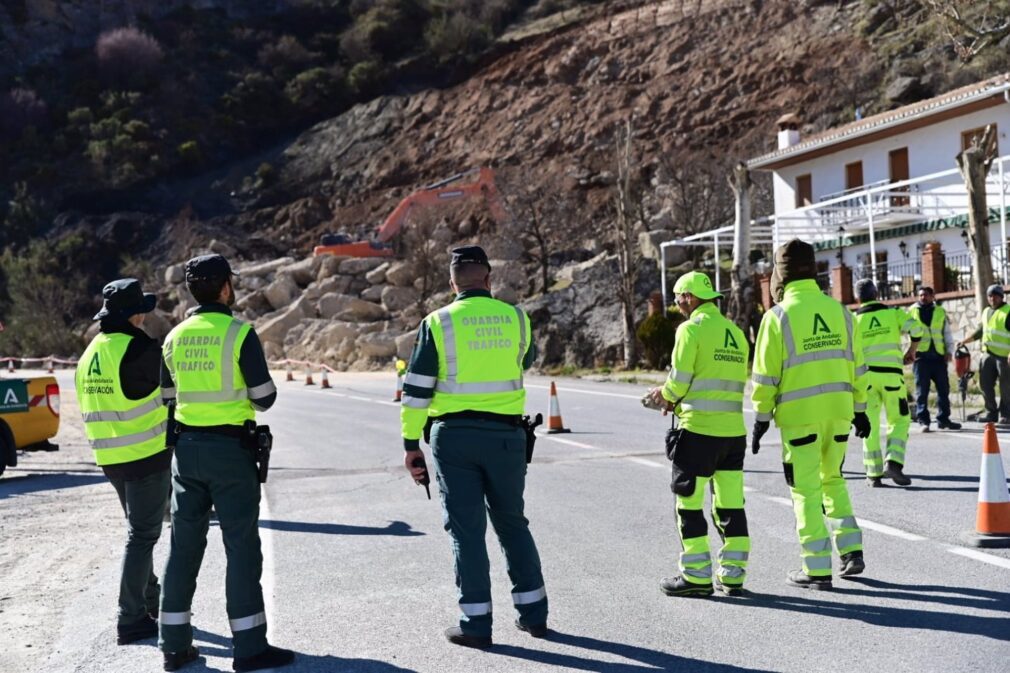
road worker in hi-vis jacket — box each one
[401,245,547,650]
[853,278,922,487]
[647,271,750,598]
[751,239,870,590]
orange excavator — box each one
[313,167,509,258]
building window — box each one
[795,174,812,208]
[889,148,909,207]
[961,125,998,158]
[845,161,863,191]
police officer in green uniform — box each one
[958,284,1010,423]
[402,246,547,649]
[158,255,293,672]
[76,279,169,645]
[646,272,750,598]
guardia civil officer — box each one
[751,240,870,590]
[957,284,1010,423]
[853,279,921,487]
[76,279,169,645]
[401,246,548,649]
[158,255,293,672]
[647,271,750,597]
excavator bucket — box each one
[313,241,394,258]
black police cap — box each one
[449,246,491,270]
[185,254,238,282]
[93,278,157,321]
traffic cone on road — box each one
[304,364,315,386]
[393,373,404,402]
[321,368,331,389]
[546,381,571,434]
[966,423,1010,548]
[285,361,294,382]
[46,358,54,374]
[6,359,13,374]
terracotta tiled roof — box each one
[748,73,1010,169]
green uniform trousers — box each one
[430,418,548,638]
[781,421,863,577]
[159,433,268,658]
[863,371,911,476]
[669,430,749,587]
[109,467,171,624]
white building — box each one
[662,73,1010,306]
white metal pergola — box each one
[659,155,1010,309]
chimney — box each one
[776,113,801,150]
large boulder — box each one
[339,257,388,275]
[489,259,525,305]
[282,256,323,287]
[395,332,417,360]
[234,289,272,317]
[317,293,388,321]
[365,261,391,285]
[142,309,173,341]
[384,261,416,287]
[317,275,353,296]
[237,257,295,278]
[381,285,419,312]
[263,273,300,311]
[257,295,313,346]
[639,229,682,263]
[361,284,386,302]
[317,254,349,280]
[356,331,399,359]
[164,263,185,285]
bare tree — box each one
[726,162,756,337]
[956,124,998,311]
[923,1,1010,62]
[612,118,648,369]
[497,170,570,294]
[400,211,451,316]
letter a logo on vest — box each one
[868,316,882,330]
[812,313,831,335]
[724,329,739,350]
[87,353,102,377]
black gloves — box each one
[751,420,770,455]
[852,412,871,439]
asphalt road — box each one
[3,370,1009,673]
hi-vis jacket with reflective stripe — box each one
[77,332,168,466]
[401,290,534,445]
[163,312,274,426]
[982,304,1010,357]
[661,302,748,437]
[907,303,950,356]
[752,279,869,427]
[854,301,923,374]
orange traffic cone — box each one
[967,423,1010,547]
[393,373,403,402]
[321,368,331,389]
[46,358,54,374]
[546,381,571,434]
[304,364,315,386]
[6,359,13,373]
[285,361,294,382]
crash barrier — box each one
[1,356,79,373]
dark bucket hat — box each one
[93,278,156,321]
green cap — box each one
[673,271,722,300]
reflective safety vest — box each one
[907,304,947,356]
[76,333,168,466]
[982,304,1010,357]
[425,296,531,417]
[163,312,261,426]
[752,279,868,426]
[855,301,922,373]
[661,302,748,437]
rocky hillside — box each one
[5,0,1010,367]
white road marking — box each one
[946,546,1010,570]
[527,383,642,400]
[538,434,597,450]
[859,519,927,541]
[626,456,665,469]
[766,496,794,506]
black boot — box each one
[233,645,296,672]
[444,626,492,649]
[660,576,714,597]
[865,476,882,487]
[840,551,865,577]
[786,570,832,590]
[117,614,158,645]
[884,460,911,486]
[515,619,549,638]
[163,646,200,672]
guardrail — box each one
[0,356,80,373]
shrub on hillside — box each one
[96,27,164,89]
[285,67,347,111]
[424,12,491,62]
[0,88,49,139]
[221,72,289,128]
[347,60,384,95]
[636,312,678,370]
[341,3,427,61]
[258,35,317,77]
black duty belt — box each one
[434,411,521,426]
[176,422,246,439]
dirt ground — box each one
[0,370,139,673]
